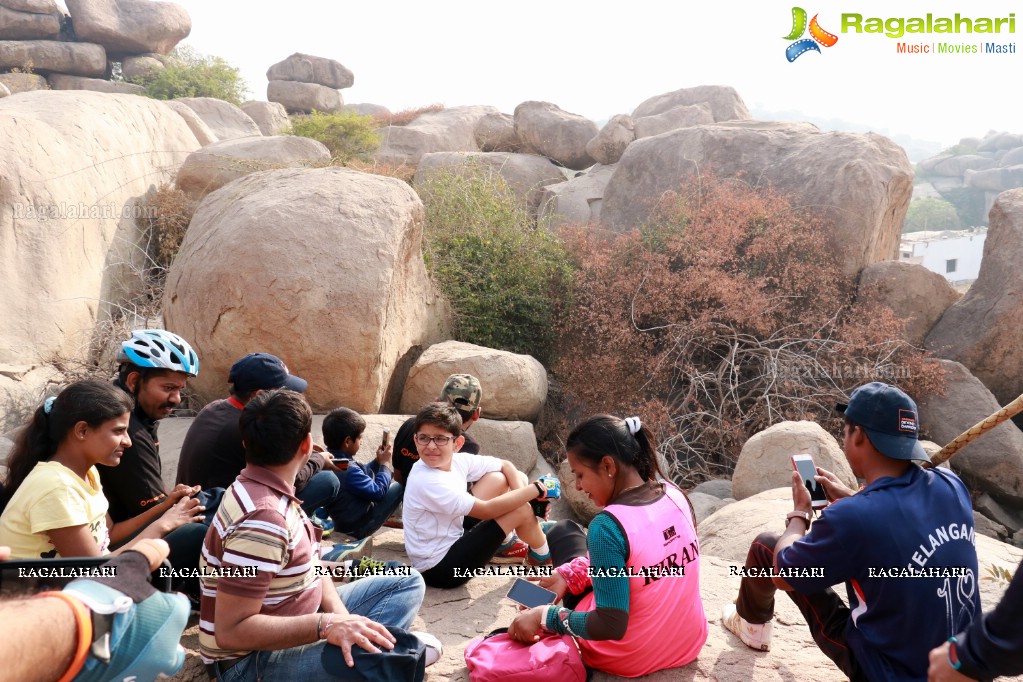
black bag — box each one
[320,626,427,681]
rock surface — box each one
[559,458,600,524]
[585,114,634,165]
[0,81,8,98]
[692,478,733,499]
[0,71,47,92]
[267,79,342,114]
[174,96,262,141]
[513,100,597,170]
[120,53,164,80]
[601,121,913,276]
[375,105,498,166]
[239,100,291,136]
[163,167,450,413]
[175,135,330,197]
[731,421,857,500]
[64,0,190,55]
[538,163,615,229]
[634,102,714,139]
[632,85,751,123]
[0,39,106,77]
[47,73,144,94]
[266,52,354,89]
[161,99,218,146]
[857,260,960,346]
[474,112,520,152]
[0,3,60,40]
[399,340,548,422]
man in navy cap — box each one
[175,353,339,515]
[722,382,980,681]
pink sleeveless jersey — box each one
[578,483,707,677]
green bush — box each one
[134,46,248,105]
[289,110,380,163]
[419,166,573,365]
[903,197,963,233]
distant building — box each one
[899,227,987,286]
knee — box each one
[547,519,583,546]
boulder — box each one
[513,101,597,170]
[174,96,261,140]
[918,153,952,174]
[342,102,391,121]
[974,510,1010,543]
[0,91,200,377]
[731,421,857,501]
[559,458,600,524]
[374,105,497,166]
[175,135,330,197]
[467,419,539,474]
[161,99,217,146]
[0,81,8,98]
[413,151,566,218]
[857,261,960,346]
[239,100,290,136]
[601,121,913,277]
[64,0,190,55]
[0,4,60,40]
[926,190,1023,406]
[632,85,751,123]
[1000,146,1023,167]
[931,176,966,193]
[474,112,520,152]
[120,53,164,80]
[538,163,616,229]
[929,154,996,177]
[0,39,106,77]
[688,491,732,525]
[633,103,714,139]
[0,363,62,433]
[691,478,733,499]
[266,79,342,114]
[964,165,1023,192]
[974,492,1023,533]
[585,114,634,165]
[163,167,450,413]
[47,73,144,94]
[916,360,1023,504]
[0,71,46,92]
[977,132,1023,153]
[2,0,58,12]
[398,340,548,422]
[265,53,354,89]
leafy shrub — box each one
[941,186,988,227]
[289,110,380,163]
[555,174,943,485]
[418,165,573,365]
[903,197,963,233]
[135,46,248,105]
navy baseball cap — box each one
[836,382,927,461]
[228,353,307,393]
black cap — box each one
[228,353,307,393]
[836,382,927,461]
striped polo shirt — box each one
[198,464,323,663]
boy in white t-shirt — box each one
[402,402,559,588]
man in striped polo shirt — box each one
[198,389,430,679]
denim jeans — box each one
[211,571,426,681]
[297,471,341,516]
[335,481,404,539]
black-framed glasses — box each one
[414,434,454,447]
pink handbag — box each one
[464,627,586,682]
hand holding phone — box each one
[381,428,390,448]
[506,577,557,609]
[792,454,828,509]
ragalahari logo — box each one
[784,7,839,61]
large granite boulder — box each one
[1000,146,1023,167]
[538,163,616,230]
[161,99,217,146]
[120,53,165,80]
[163,167,451,413]
[559,458,600,524]
[731,421,857,500]
[267,79,342,114]
[917,359,1023,504]
[929,154,997,177]
[513,101,597,170]
[413,151,566,218]
[175,135,330,197]
[0,82,8,98]
[0,39,106,76]
[374,105,498,166]
[634,103,714,139]
[343,102,391,121]
[926,189,1023,405]
[977,132,1023,153]
[0,2,60,40]
[174,97,261,141]
[0,71,47,92]
[64,0,190,55]
[632,85,751,123]
[2,0,58,12]
[239,100,290,136]
[585,114,634,165]
[474,112,521,152]
[601,121,914,276]
[399,340,548,422]
[266,53,353,89]
[965,165,1023,193]
[47,73,144,94]
[857,261,960,346]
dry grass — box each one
[345,158,417,184]
[379,103,445,127]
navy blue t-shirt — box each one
[777,465,980,681]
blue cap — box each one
[836,382,927,461]
[228,353,307,393]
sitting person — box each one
[508,415,706,677]
[320,408,402,541]
[401,403,557,588]
[0,380,206,577]
[199,388,440,679]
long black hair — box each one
[566,414,664,481]
[0,380,132,510]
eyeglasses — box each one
[414,434,454,447]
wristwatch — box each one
[785,510,812,528]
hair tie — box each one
[624,416,642,435]
[44,396,56,415]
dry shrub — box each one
[556,173,943,486]
[382,103,445,127]
[345,158,417,184]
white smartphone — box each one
[791,453,828,510]
[506,578,556,608]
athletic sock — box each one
[533,541,550,556]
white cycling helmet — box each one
[117,329,199,377]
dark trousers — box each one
[736,531,867,682]
[546,520,591,610]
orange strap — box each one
[35,591,93,682]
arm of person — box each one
[295,451,328,491]
[108,485,202,546]
[346,463,391,502]
[772,470,814,591]
[468,482,541,520]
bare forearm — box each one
[0,596,77,681]
[110,501,170,544]
[474,484,538,520]
[502,461,524,490]
[218,611,321,651]
[772,518,809,591]
[320,576,347,614]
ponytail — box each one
[566,414,664,482]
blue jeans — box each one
[334,481,403,539]
[297,471,341,516]
[212,571,426,681]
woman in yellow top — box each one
[0,380,202,560]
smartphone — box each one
[792,454,828,509]
[506,577,556,608]
[0,557,173,596]
[332,458,350,470]
[381,428,390,448]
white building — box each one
[899,227,987,286]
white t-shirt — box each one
[402,451,503,570]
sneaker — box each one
[722,603,772,651]
[321,536,372,563]
[411,631,443,667]
[491,538,529,564]
[311,508,334,537]
[382,514,404,529]
[526,548,552,567]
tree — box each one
[133,46,248,105]
[903,197,963,233]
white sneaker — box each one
[722,603,772,652]
[412,631,443,667]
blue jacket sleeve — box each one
[344,462,392,502]
[955,557,1023,679]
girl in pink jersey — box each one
[508,414,708,677]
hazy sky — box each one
[173,0,1021,148]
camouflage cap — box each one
[439,374,483,411]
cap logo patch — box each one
[898,409,917,434]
